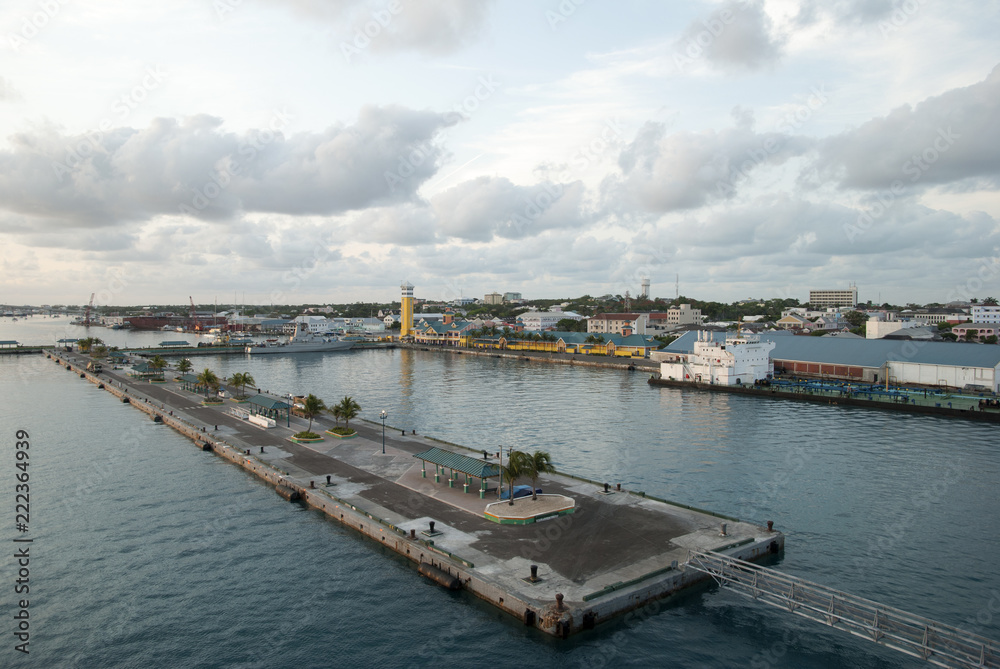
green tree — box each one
[301,394,326,434]
[556,318,586,332]
[984,335,998,345]
[965,329,979,342]
[176,358,193,373]
[196,368,220,397]
[520,450,556,500]
[149,355,167,379]
[336,396,361,430]
[501,451,527,505]
[92,344,108,359]
[330,404,344,427]
[229,372,255,398]
[984,297,998,306]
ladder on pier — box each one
[686,550,999,668]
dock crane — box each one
[189,296,197,331]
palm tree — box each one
[229,372,255,398]
[336,396,361,430]
[149,355,167,379]
[176,358,193,374]
[301,394,326,434]
[520,451,556,500]
[330,404,344,427]
[502,451,528,505]
[196,368,219,398]
[93,344,108,359]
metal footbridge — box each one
[687,550,999,668]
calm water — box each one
[2,318,998,668]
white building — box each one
[290,315,330,333]
[972,305,1000,323]
[518,309,583,330]
[810,287,858,308]
[588,313,649,335]
[658,331,775,385]
[866,317,931,339]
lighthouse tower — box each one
[400,281,414,337]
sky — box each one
[1,0,999,308]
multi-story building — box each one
[647,305,704,331]
[503,292,522,302]
[972,305,1000,323]
[587,313,648,335]
[809,287,858,308]
[483,292,504,305]
[400,281,414,337]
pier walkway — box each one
[53,350,782,637]
[687,550,1000,668]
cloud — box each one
[608,116,812,213]
[673,1,784,73]
[276,0,494,56]
[0,105,455,231]
[795,0,896,27]
[429,176,588,242]
[811,64,1000,191]
[0,76,21,102]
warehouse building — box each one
[665,331,1000,393]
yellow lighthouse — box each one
[400,281,414,338]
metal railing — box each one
[687,550,999,668]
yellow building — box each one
[400,281,414,338]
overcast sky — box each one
[1,0,999,307]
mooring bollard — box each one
[429,521,435,533]
[767,520,774,532]
[410,529,416,540]
[720,522,727,537]
[616,483,621,491]
[326,475,331,485]
[555,593,565,611]
[603,482,609,493]
[530,565,539,582]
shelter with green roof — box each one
[249,395,291,427]
[413,446,500,498]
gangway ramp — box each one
[686,550,999,668]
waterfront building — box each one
[657,331,775,385]
[400,281,414,338]
[588,313,649,335]
[665,331,1000,392]
[412,319,476,347]
[867,317,933,339]
[809,286,858,308]
[952,323,1000,341]
[517,309,583,330]
[972,305,1000,323]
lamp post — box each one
[380,410,387,454]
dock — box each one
[50,350,783,638]
[649,376,1000,423]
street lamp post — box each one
[380,410,387,454]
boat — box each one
[245,323,353,354]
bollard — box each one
[603,482,609,493]
[671,560,678,570]
[555,593,565,611]
[310,481,315,489]
[616,483,621,491]
[326,475,331,485]
[767,520,774,532]
[260,447,265,453]
[410,529,416,540]
[720,523,727,537]
[530,565,539,582]
[429,521,435,533]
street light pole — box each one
[380,410,387,454]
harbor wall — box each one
[51,351,782,637]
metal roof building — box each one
[666,331,1000,392]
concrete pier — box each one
[53,350,783,637]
